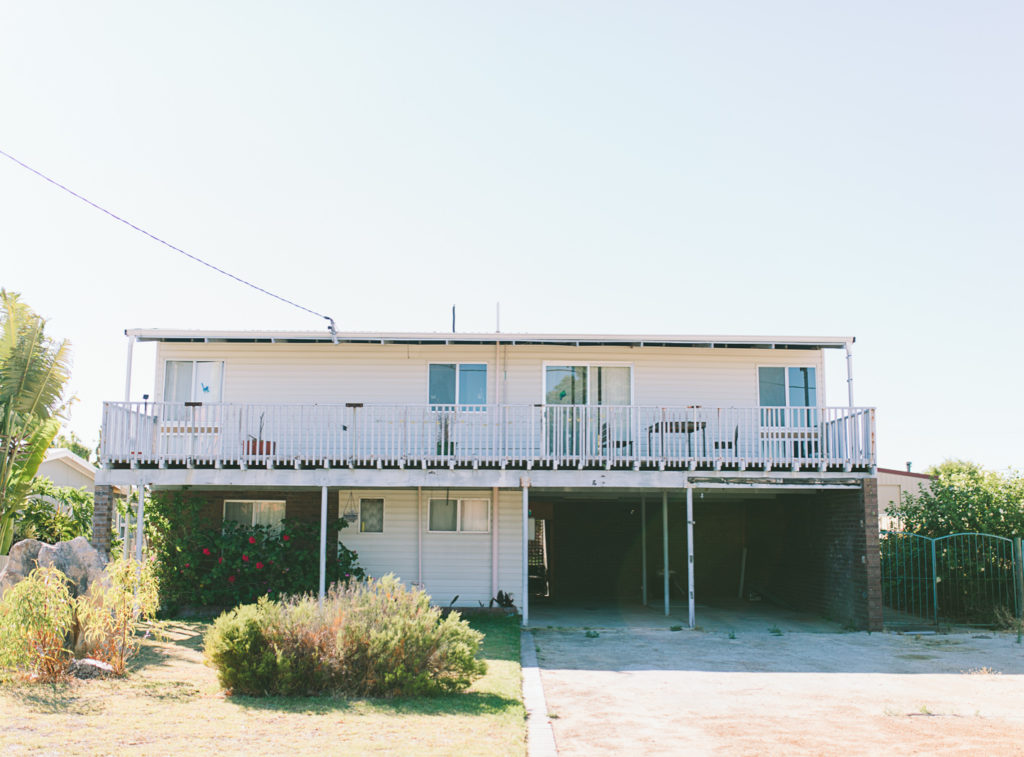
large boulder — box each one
[0,536,110,600]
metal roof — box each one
[125,329,854,350]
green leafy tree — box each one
[0,290,72,554]
[888,459,1024,538]
[51,430,93,463]
[12,478,94,544]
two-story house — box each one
[93,329,882,630]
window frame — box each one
[755,365,820,408]
[427,362,489,407]
[540,362,634,406]
[162,359,225,403]
[426,497,492,534]
[358,497,386,534]
[222,499,287,529]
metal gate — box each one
[880,531,1023,627]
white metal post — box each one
[417,486,423,587]
[124,333,135,402]
[491,486,499,599]
[662,490,669,616]
[522,481,530,626]
[319,485,327,606]
[845,341,855,408]
[687,486,696,629]
[641,495,647,607]
[134,483,145,563]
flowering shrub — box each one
[204,575,486,698]
[146,490,364,611]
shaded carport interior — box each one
[526,484,875,630]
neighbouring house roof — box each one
[877,467,934,481]
[126,329,855,351]
[40,448,97,480]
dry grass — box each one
[0,615,525,756]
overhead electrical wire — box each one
[0,147,338,340]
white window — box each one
[758,366,818,428]
[164,360,224,403]
[223,500,286,529]
[429,363,487,406]
[359,498,385,533]
[544,365,631,405]
[428,498,490,533]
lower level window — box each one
[224,500,286,529]
[428,498,490,533]
[359,498,385,533]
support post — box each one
[662,490,669,617]
[491,486,499,600]
[931,538,939,627]
[641,495,647,607]
[124,333,136,402]
[122,486,133,560]
[686,486,695,629]
[1014,537,1023,620]
[319,485,328,606]
[845,340,855,408]
[134,483,145,564]
[417,486,424,587]
[522,481,530,626]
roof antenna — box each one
[452,305,456,333]
[496,302,501,333]
[325,316,338,344]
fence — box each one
[880,531,1024,627]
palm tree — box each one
[0,290,72,554]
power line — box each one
[0,147,337,339]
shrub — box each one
[11,478,94,545]
[203,575,486,698]
[146,490,364,609]
[77,557,160,675]
[0,566,75,682]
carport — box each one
[524,480,879,631]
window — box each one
[544,365,631,405]
[223,500,286,529]
[429,363,487,406]
[428,498,490,533]
[164,360,224,403]
[758,367,818,427]
[359,498,384,533]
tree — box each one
[888,459,1024,538]
[51,430,92,463]
[0,290,72,554]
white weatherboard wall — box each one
[154,343,827,407]
[338,488,523,607]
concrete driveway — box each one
[531,627,1024,755]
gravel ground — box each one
[533,627,1024,756]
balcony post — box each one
[662,490,669,616]
[641,495,647,606]
[521,479,530,626]
[319,485,327,607]
[687,485,695,629]
[845,341,855,408]
[124,333,135,402]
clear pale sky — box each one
[1,3,1021,471]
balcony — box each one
[100,402,875,473]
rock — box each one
[0,536,110,601]
[68,657,117,679]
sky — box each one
[1,2,1021,471]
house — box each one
[38,448,99,491]
[876,467,933,531]
[92,329,882,630]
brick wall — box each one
[91,484,115,555]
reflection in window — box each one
[429,364,487,406]
[359,498,384,533]
[545,366,587,405]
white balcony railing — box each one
[100,402,876,471]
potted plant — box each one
[243,412,276,455]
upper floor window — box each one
[164,360,223,404]
[545,365,631,405]
[429,363,487,406]
[757,366,817,407]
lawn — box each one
[0,613,525,756]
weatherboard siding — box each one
[154,342,827,407]
[337,488,523,607]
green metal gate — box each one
[880,531,1023,627]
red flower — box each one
[218,556,224,564]
[256,562,264,570]
[184,563,190,568]
[202,548,211,556]
[242,554,250,562]
[228,575,236,583]
[248,536,257,544]
[282,534,290,542]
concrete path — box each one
[531,626,1024,755]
